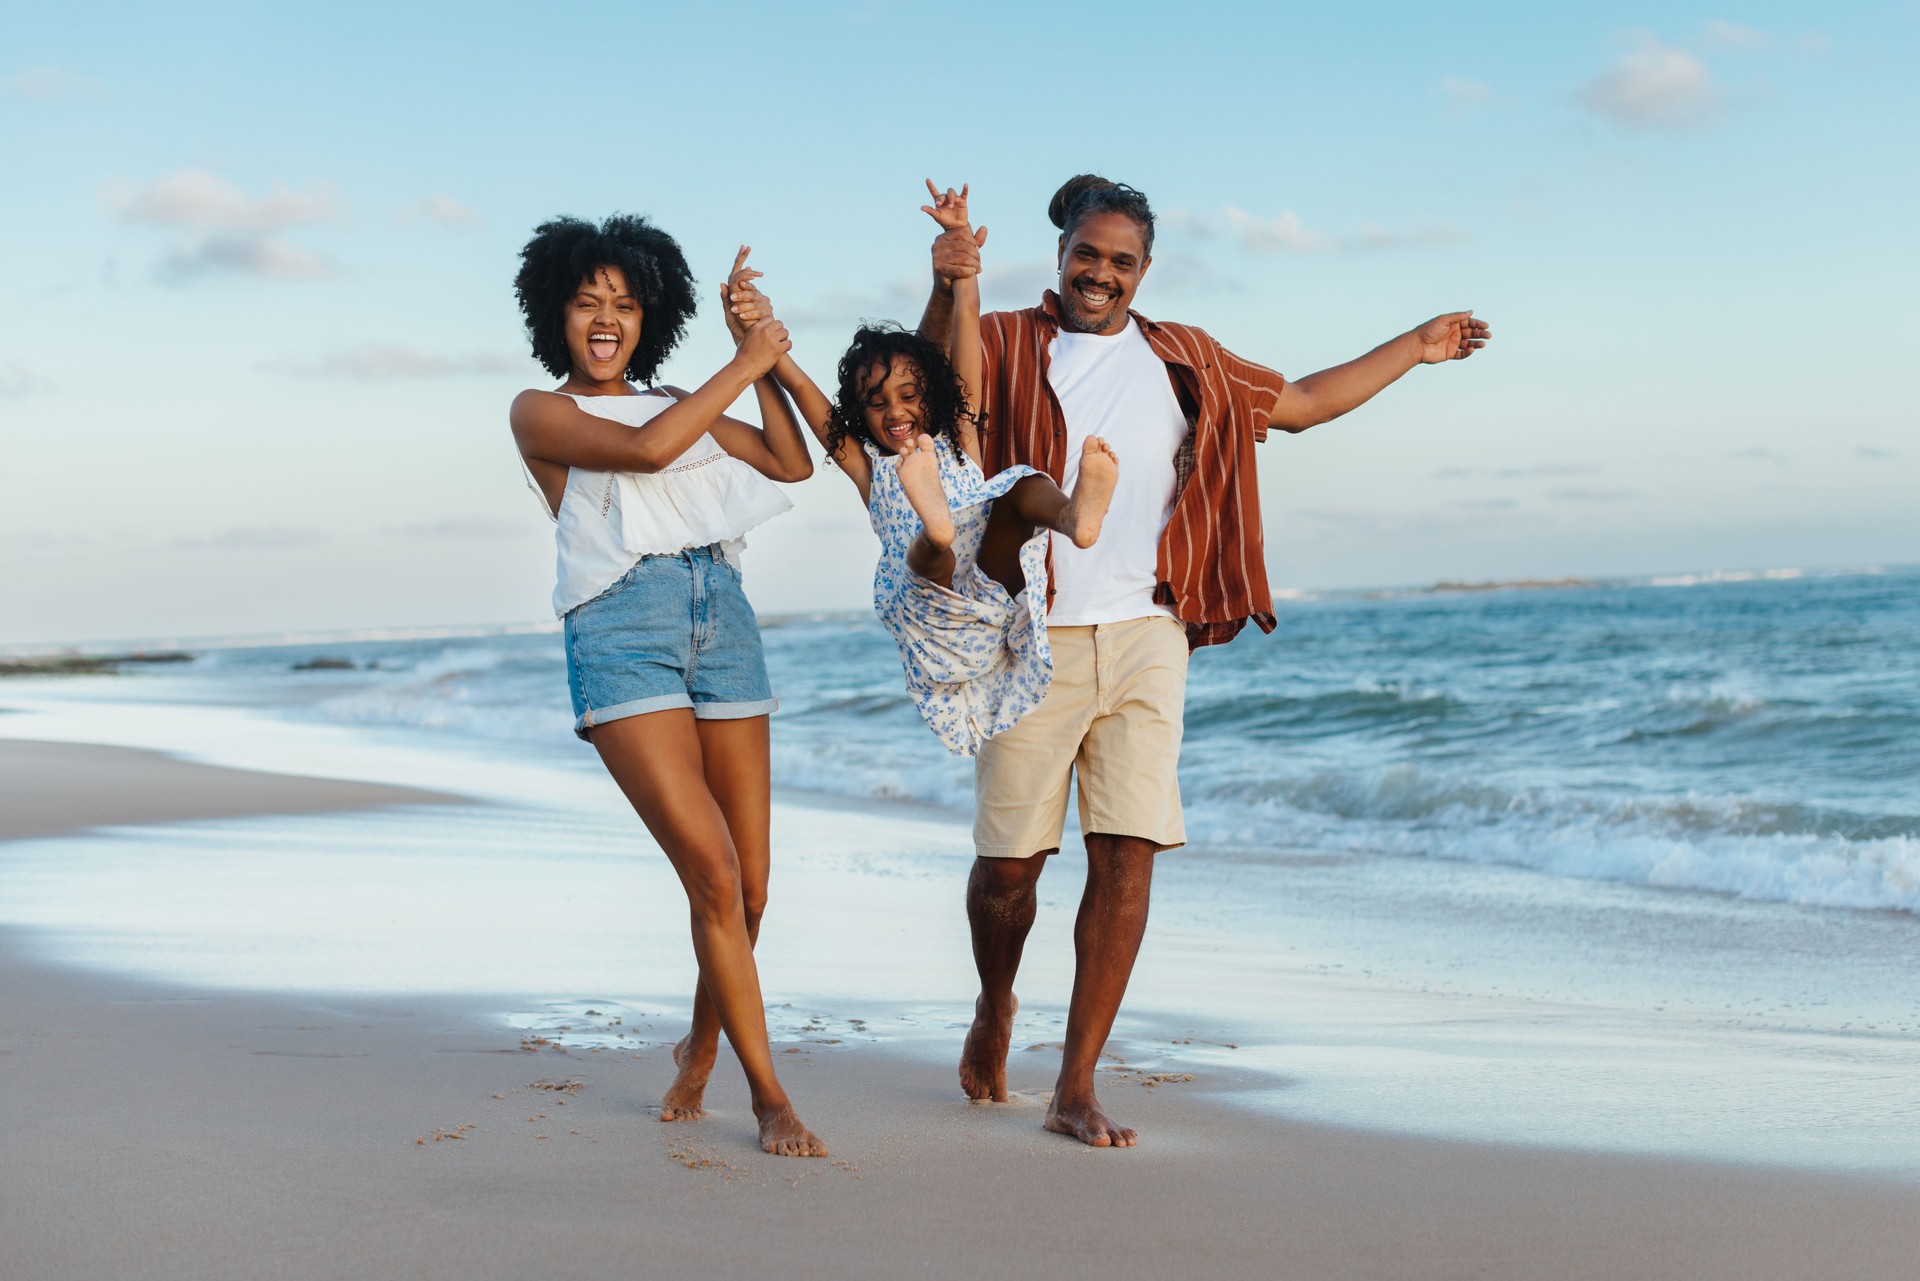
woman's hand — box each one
[721,245,771,343]
[732,316,791,380]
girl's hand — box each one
[733,316,791,380]
[721,245,771,343]
[920,179,976,233]
[1412,311,1492,363]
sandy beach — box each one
[3,736,1917,1280]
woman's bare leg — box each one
[660,716,773,1122]
[590,710,825,1157]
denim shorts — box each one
[562,544,777,740]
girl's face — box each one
[564,265,643,383]
[859,354,927,454]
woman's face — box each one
[859,355,926,454]
[565,265,643,381]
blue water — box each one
[172,566,1920,914]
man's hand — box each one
[722,245,771,344]
[927,180,988,294]
[1413,311,1491,363]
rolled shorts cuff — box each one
[575,693,779,739]
[972,830,1188,860]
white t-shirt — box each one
[1045,318,1189,625]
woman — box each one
[509,214,824,1157]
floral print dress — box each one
[864,435,1052,756]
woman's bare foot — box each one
[897,434,955,550]
[958,992,1017,1103]
[755,1102,829,1157]
[658,1033,713,1122]
[1043,1091,1138,1148]
[1058,436,1119,548]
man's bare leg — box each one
[660,716,772,1121]
[1043,834,1155,1148]
[960,849,1051,1101]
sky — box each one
[3,1,1915,646]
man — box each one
[919,174,1489,1147]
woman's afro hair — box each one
[513,214,698,384]
[823,325,978,462]
[1048,174,1156,255]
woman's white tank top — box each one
[535,388,793,617]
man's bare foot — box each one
[958,992,1016,1102]
[1044,1091,1138,1148]
[897,434,954,550]
[658,1033,712,1122]
[755,1103,828,1157]
[1058,436,1118,548]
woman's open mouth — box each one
[588,333,620,362]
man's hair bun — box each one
[1048,174,1118,230]
[1047,174,1156,253]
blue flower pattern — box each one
[865,435,1053,757]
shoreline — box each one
[4,927,1916,1281]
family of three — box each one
[507,177,1491,1158]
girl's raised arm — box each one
[725,262,875,499]
[921,181,986,468]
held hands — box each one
[722,244,789,377]
[923,179,987,288]
[1413,311,1492,363]
[722,245,773,343]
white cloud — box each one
[1201,205,1467,254]
[1700,20,1768,51]
[1729,447,1786,464]
[159,235,334,283]
[177,525,329,549]
[112,169,339,231]
[108,170,342,285]
[415,194,483,227]
[1439,77,1493,106]
[982,259,1058,306]
[1856,446,1895,460]
[781,280,924,329]
[389,516,529,538]
[3,66,107,102]
[1548,487,1643,502]
[1578,34,1724,130]
[263,344,522,380]
[0,361,49,398]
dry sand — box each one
[2,742,1916,1280]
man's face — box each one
[1056,212,1150,334]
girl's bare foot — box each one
[1059,436,1118,548]
[897,434,955,550]
[658,1033,713,1121]
[755,1102,829,1157]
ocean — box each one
[172,564,1920,916]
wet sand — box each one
[2,742,1917,1279]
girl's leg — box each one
[590,709,825,1157]
[976,438,1122,597]
[660,716,773,1122]
[897,435,957,590]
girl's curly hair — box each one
[513,214,697,384]
[823,325,978,461]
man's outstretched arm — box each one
[917,224,986,351]
[1268,312,1490,433]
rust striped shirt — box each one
[978,291,1293,649]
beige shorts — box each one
[974,614,1189,859]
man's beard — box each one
[1060,289,1123,334]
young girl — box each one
[509,215,826,1157]
[732,184,1117,755]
